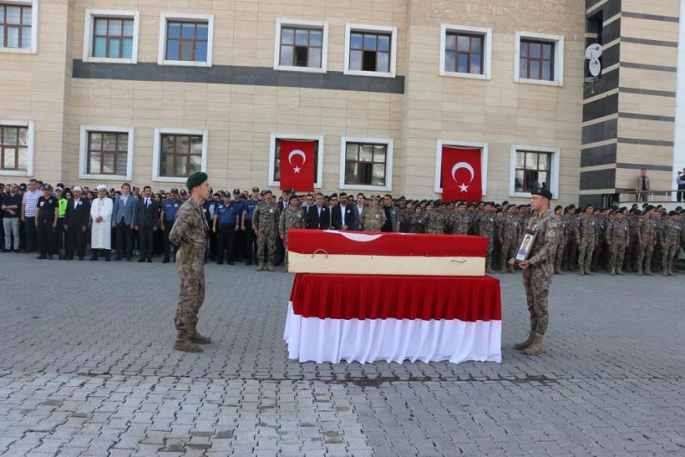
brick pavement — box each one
[0,252,684,456]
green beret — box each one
[554,205,562,211]
[530,187,553,200]
[186,172,208,190]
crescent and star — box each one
[451,161,475,193]
[288,149,307,173]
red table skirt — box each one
[289,273,501,322]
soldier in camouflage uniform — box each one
[253,190,280,271]
[550,205,566,275]
[563,206,579,271]
[399,201,413,233]
[279,195,305,271]
[451,203,470,235]
[409,206,427,233]
[425,200,447,234]
[636,207,657,276]
[499,206,520,273]
[652,211,667,273]
[575,205,597,275]
[479,202,496,273]
[661,212,682,276]
[509,187,558,356]
[606,208,629,275]
[623,210,641,272]
[169,172,211,353]
[591,210,607,273]
[360,195,386,232]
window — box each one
[0,1,38,54]
[274,19,328,73]
[514,32,564,86]
[158,13,214,67]
[83,10,140,63]
[339,137,394,191]
[268,134,324,188]
[440,25,492,79]
[0,125,28,170]
[152,128,208,182]
[509,145,560,198]
[79,126,134,181]
[344,24,397,78]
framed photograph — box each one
[515,230,537,263]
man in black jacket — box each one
[134,185,159,262]
[64,186,90,260]
[305,192,330,230]
[331,191,355,231]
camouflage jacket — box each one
[628,217,640,242]
[606,219,629,242]
[169,198,208,249]
[526,209,559,267]
[279,206,305,238]
[425,210,446,233]
[479,213,496,239]
[409,214,427,233]
[253,201,280,234]
[361,207,386,232]
[639,216,657,244]
[498,216,520,243]
[451,213,470,235]
[662,220,682,245]
[575,214,598,240]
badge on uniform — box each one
[269,208,274,213]
[78,201,82,206]
[375,214,380,219]
[174,203,179,208]
[40,202,44,207]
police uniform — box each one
[243,195,259,265]
[161,195,182,263]
[36,186,58,259]
[214,197,240,264]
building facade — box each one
[0,0,682,204]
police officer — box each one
[231,189,245,262]
[36,184,58,260]
[160,188,182,263]
[213,191,240,265]
[242,187,260,265]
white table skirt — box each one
[284,302,502,364]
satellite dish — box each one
[585,43,603,77]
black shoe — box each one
[162,258,170,263]
[89,257,97,261]
[228,261,234,265]
[65,257,73,261]
[105,257,111,262]
[245,262,252,266]
[217,261,223,265]
[138,258,145,263]
[127,258,132,262]
[78,256,84,261]
[36,255,46,259]
[47,255,53,260]
[2,249,9,253]
[147,258,152,263]
[14,249,21,253]
[114,257,121,261]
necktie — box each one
[146,198,149,207]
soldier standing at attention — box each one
[508,187,558,356]
[169,172,211,353]
[499,206,520,274]
[279,195,305,271]
[479,202,496,273]
[661,211,682,276]
[575,204,597,276]
[425,200,446,234]
[606,208,629,275]
[253,190,280,271]
[551,205,566,275]
[360,195,386,232]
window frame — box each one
[509,145,560,199]
[344,23,398,79]
[273,18,329,74]
[83,9,140,64]
[339,136,394,192]
[78,126,134,181]
[514,31,564,87]
[0,120,34,176]
[152,128,208,183]
[0,0,39,54]
[434,139,489,196]
[157,12,214,68]
[439,24,492,80]
[267,133,325,189]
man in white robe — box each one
[90,184,113,261]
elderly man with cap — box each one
[90,184,113,261]
[64,186,90,260]
[169,172,211,352]
[508,187,559,356]
[35,184,59,260]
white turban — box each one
[73,186,82,192]
[97,184,107,191]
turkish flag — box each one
[441,147,482,203]
[280,140,315,192]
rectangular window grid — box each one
[349,31,391,73]
[92,17,134,59]
[519,39,555,81]
[160,134,203,177]
[0,4,32,49]
[344,143,387,187]
[280,26,323,68]
[273,139,319,182]
[0,125,28,170]
[87,131,128,175]
[166,20,208,62]
[515,150,552,192]
[444,32,484,74]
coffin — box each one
[286,229,487,276]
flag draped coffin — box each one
[286,229,487,276]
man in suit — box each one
[274,189,292,266]
[133,185,159,262]
[351,193,366,231]
[331,192,356,231]
[112,183,136,261]
[305,192,330,230]
[64,186,90,260]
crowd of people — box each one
[1,179,683,276]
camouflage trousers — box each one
[484,236,494,270]
[174,246,206,333]
[623,240,638,272]
[426,229,443,234]
[522,263,552,336]
[563,238,578,270]
[608,240,626,272]
[282,234,290,268]
[662,242,681,272]
[257,231,276,266]
[553,237,565,272]
[578,236,595,271]
[636,242,654,273]
[500,240,517,272]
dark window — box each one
[166,21,209,62]
[519,39,555,81]
[92,17,134,59]
[279,26,323,68]
[444,32,484,74]
[160,134,203,177]
[515,151,552,192]
[585,12,603,78]
[349,31,391,73]
[0,125,28,170]
[0,4,32,49]
[87,131,128,175]
[345,143,388,187]
[273,139,319,182]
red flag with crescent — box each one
[441,147,482,203]
[280,140,315,192]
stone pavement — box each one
[0,252,684,457]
